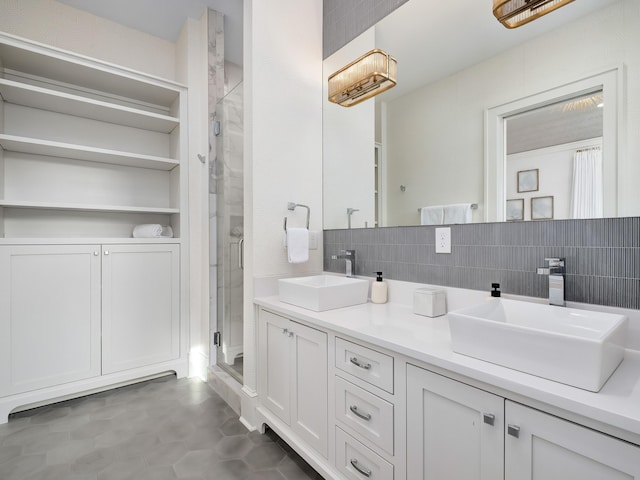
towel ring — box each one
[284,202,310,231]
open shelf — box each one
[0,33,183,108]
[0,79,180,133]
[0,134,179,171]
[0,200,179,215]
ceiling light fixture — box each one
[328,49,397,107]
[493,0,575,29]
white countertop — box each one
[255,292,640,444]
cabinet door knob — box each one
[507,424,520,438]
[282,328,288,335]
[104,250,110,256]
[349,357,372,370]
[350,459,372,478]
[349,405,372,421]
[483,413,495,426]
[288,331,294,338]
[93,251,99,256]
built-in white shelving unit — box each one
[0,32,190,422]
[0,32,188,242]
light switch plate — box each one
[435,227,451,254]
[309,231,319,250]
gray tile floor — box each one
[0,375,324,480]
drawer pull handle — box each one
[350,459,372,477]
[483,413,495,426]
[508,424,520,438]
[349,405,372,421]
[350,357,371,370]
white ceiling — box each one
[57,0,618,91]
[56,0,243,65]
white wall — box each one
[241,0,323,424]
[385,0,640,222]
[506,139,603,221]
[323,29,376,229]
[0,0,176,80]
[175,16,210,380]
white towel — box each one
[420,206,444,225]
[443,204,472,224]
[286,227,309,264]
[133,224,174,238]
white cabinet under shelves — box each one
[258,309,329,458]
[102,244,180,374]
[0,243,180,413]
[0,245,101,397]
[0,32,187,240]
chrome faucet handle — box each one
[545,257,565,267]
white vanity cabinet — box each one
[505,401,640,480]
[0,243,180,398]
[406,365,504,480]
[407,363,640,480]
[258,309,328,457]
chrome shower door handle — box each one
[238,238,244,270]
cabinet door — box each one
[290,321,328,458]
[258,310,292,424]
[0,245,101,396]
[101,244,180,374]
[506,401,640,480]
[407,365,504,480]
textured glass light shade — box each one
[328,49,397,107]
[493,0,575,28]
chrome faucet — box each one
[536,257,565,306]
[332,249,356,277]
[347,208,359,229]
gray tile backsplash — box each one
[323,0,410,58]
[324,218,640,309]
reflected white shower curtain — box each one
[570,147,603,219]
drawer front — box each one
[336,426,394,480]
[335,338,394,394]
[335,376,394,455]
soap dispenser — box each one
[371,272,388,304]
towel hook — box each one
[284,202,310,231]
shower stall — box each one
[208,10,244,383]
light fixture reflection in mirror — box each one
[493,0,576,29]
[328,49,397,107]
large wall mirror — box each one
[322,0,639,229]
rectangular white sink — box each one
[278,275,369,312]
[448,298,628,392]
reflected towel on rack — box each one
[420,206,444,225]
[443,204,472,224]
[132,224,174,238]
[286,227,309,264]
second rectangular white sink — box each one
[278,274,369,312]
[448,298,628,392]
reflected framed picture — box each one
[517,169,539,193]
[531,196,554,220]
[506,199,524,221]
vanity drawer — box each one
[336,426,394,480]
[335,376,394,455]
[335,338,394,394]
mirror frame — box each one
[485,66,623,222]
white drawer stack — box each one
[334,337,396,480]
